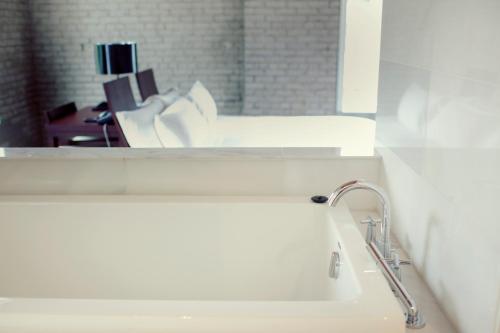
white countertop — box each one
[0,148,368,160]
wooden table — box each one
[45,106,124,147]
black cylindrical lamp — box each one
[95,42,138,76]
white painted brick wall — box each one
[244,0,340,116]
[0,0,41,146]
[31,0,244,116]
[30,0,339,117]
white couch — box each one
[115,82,376,156]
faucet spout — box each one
[328,180,392,259]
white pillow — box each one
[115,99,165,148]
[154,115,185,148]
[155,98,210,148]
[186,81,218,124]
[145,88,181,109]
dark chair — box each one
[103,77,138,112]
[136,69,159,101]
[46,102,77,122]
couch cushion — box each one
[154,97,210,148]
[186,81,218,124]
[115,99,166,148]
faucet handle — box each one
[360,216,381,244]
[361,216,382,226]
[389,248,412,265]
[386,250,413,281]
[386,250,413,268]
[399,259,412,265]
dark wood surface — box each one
[45,106,127,147]
[46,102,78,122]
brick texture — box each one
[0,0,41,146]
[31,0,244,116]
[244,0,340,116]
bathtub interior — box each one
[0,197,361,302]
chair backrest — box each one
[103,77,138,112]
[47,102,77,122]
[136,69,159,101]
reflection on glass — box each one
[0,0,382,156]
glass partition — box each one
[0,0,383,156]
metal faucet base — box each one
[406,312,426,329]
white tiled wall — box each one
[377,1,500,333]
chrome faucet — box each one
[328,180,392,259]
[328,180,425,329]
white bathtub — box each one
[0,196,405,333]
